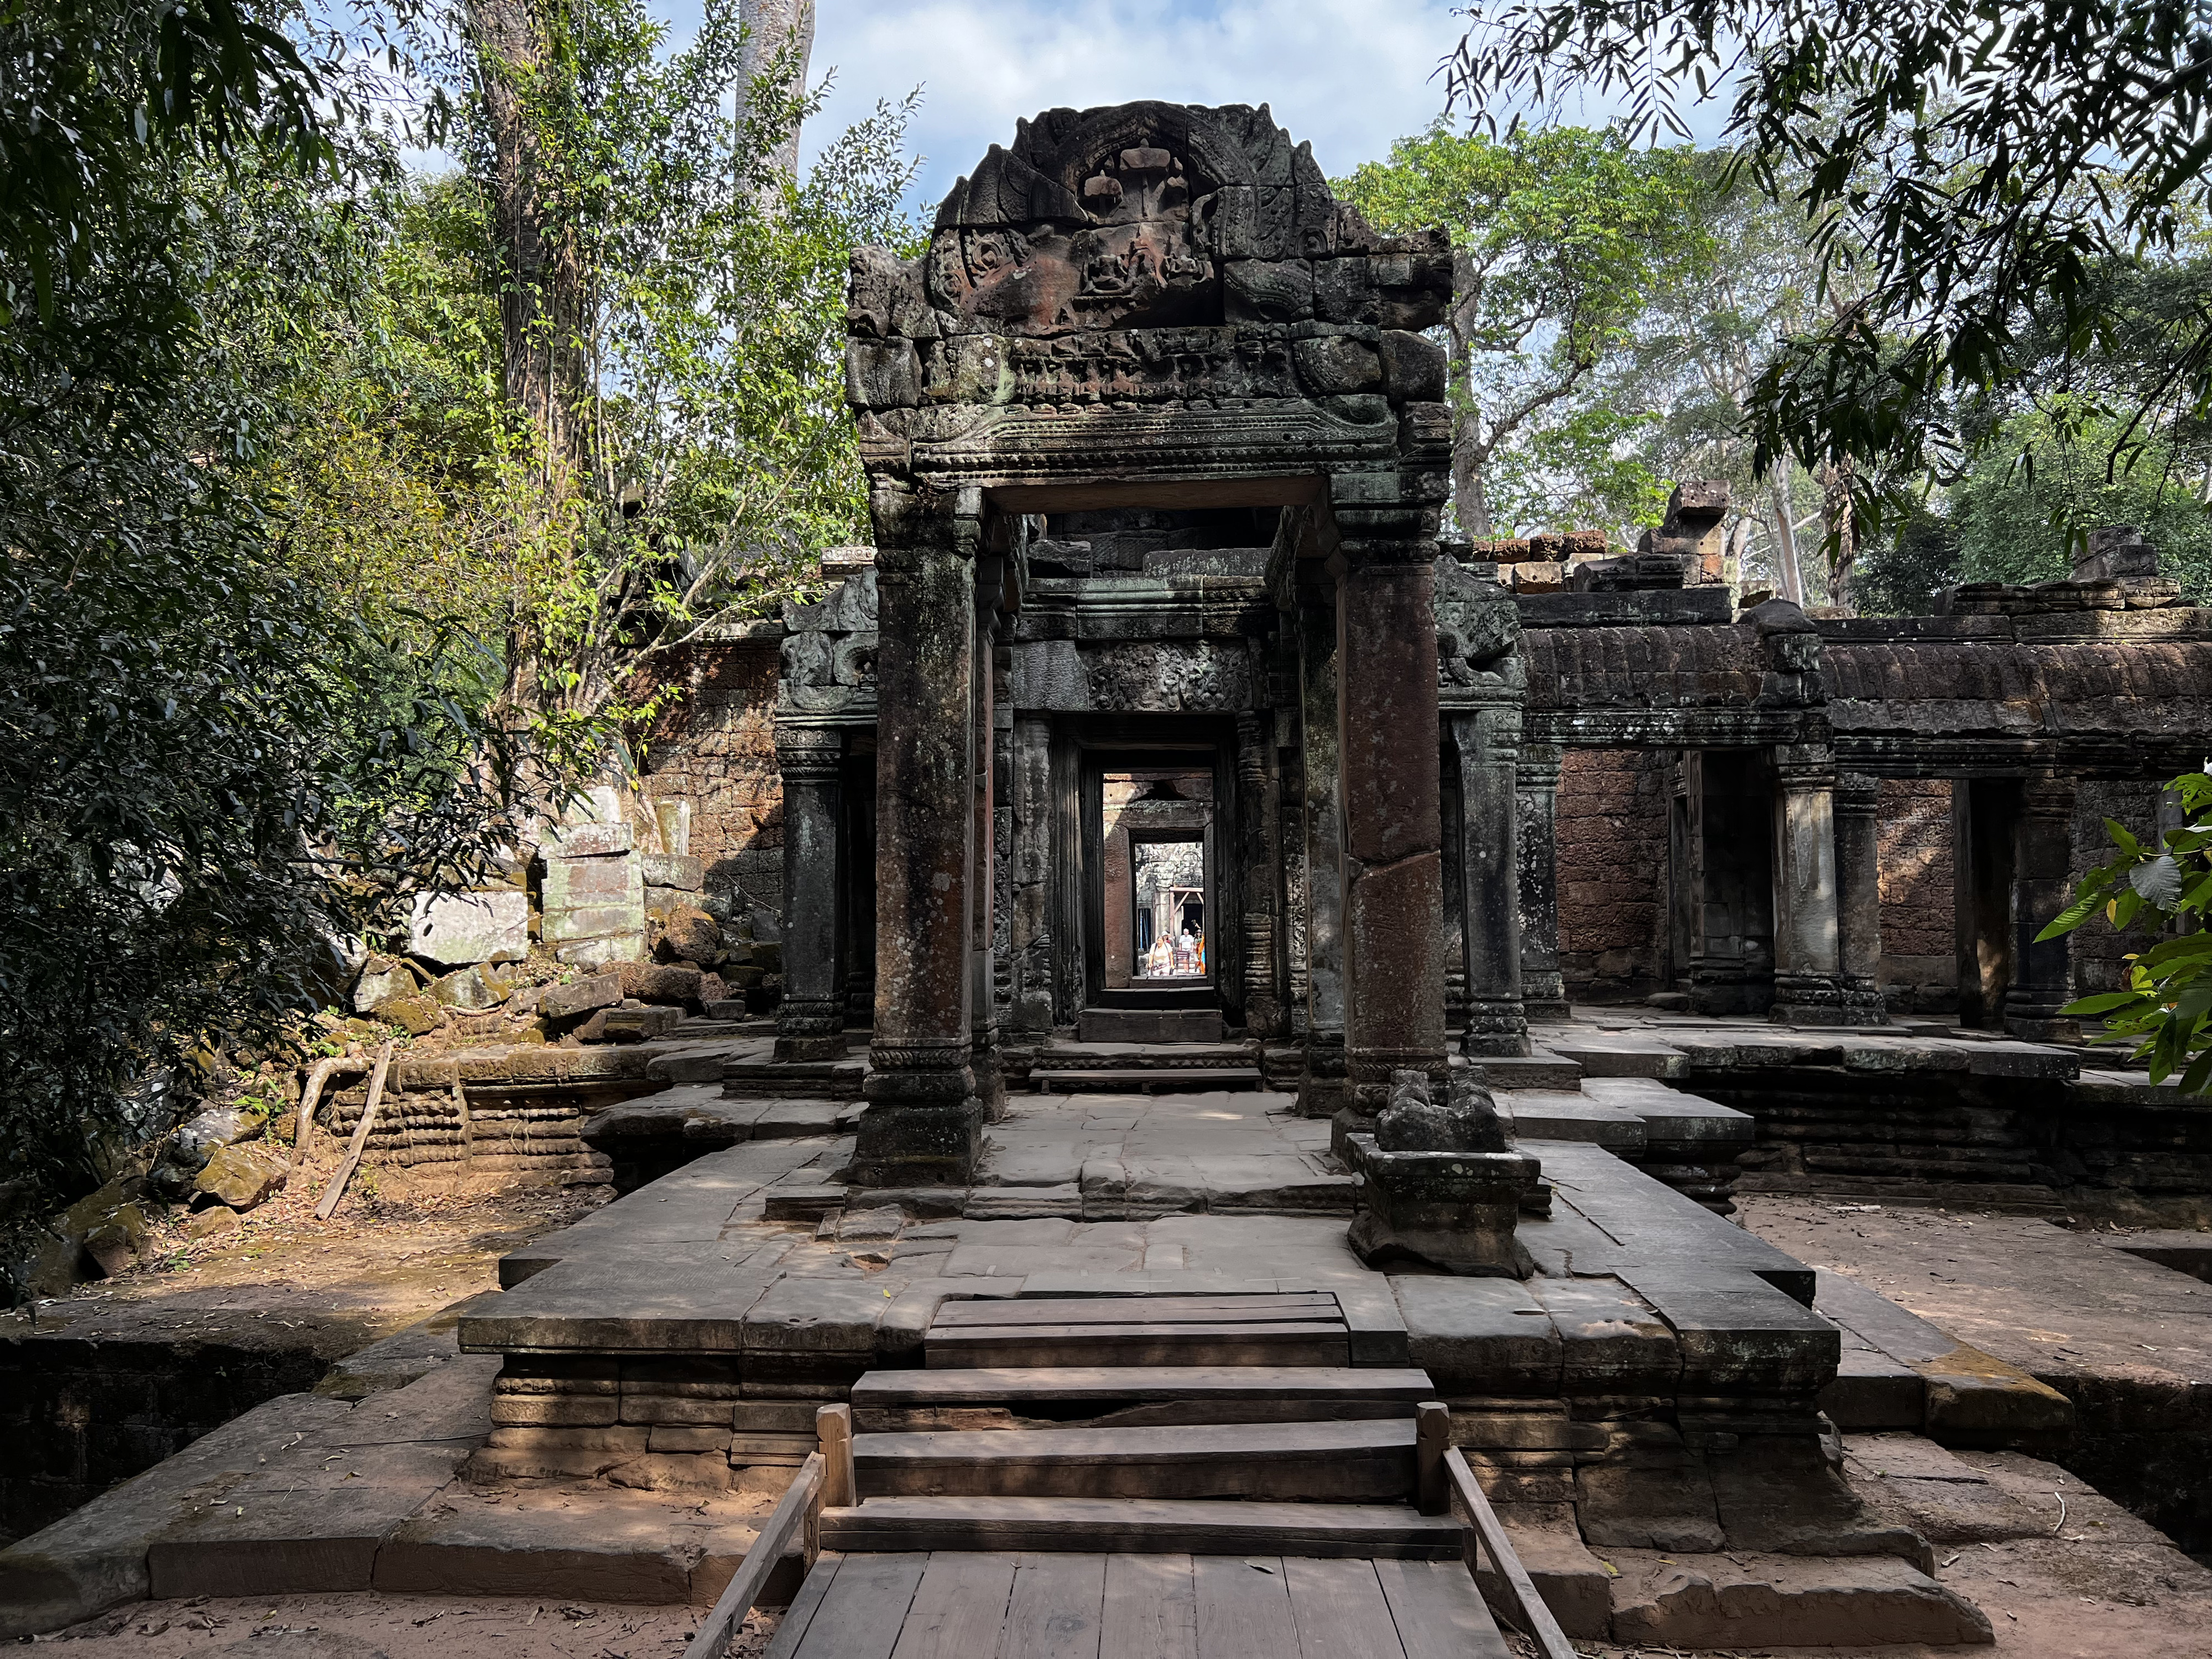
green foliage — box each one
[1854,507,1963,616]
[443,0,921,749]
[1336,123,1709,540]
[1446,0,2212,509]
[0,6,529,1272]
[2039,775,2212,1093]
[1953,406,2212,598]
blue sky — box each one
[727,0,1480,208]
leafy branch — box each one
[2038,771,2212,1091]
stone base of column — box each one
[1841,975,1890,1025]
[1768,972,1853,1026]
[1296,1033,1346,1120]
[2003,990,2080,1044]
[1691,963,1774,1018]
[852,1041,982,1186]
[774,1001,847,1063]
[1459,999,1530,1058]
[1522,971,1569,1023]
[848,1100,982,1187]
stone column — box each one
[1238,710,1286,1039]
[1769,744,1848,1025]
[1516,743,1568,1021]
[854,483,980,1186]
[1451,703,1527,1056]
[1335,519,1449,1123]
[1833,771,1890,1023]
[1295,583,1347,1118]
[2006,771,2080,1041]
[969,582,1005,1125]
[773,726,845,1061]
[1007,714,1055,1035]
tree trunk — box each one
[469,0,588,486]
[1818,456,1857,615]
[739,0,816,181]
[1768,455,1806,604]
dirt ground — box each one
[5,1176,606,1358]
[39,1594,776,1659]
[1736,1193,2212,1392]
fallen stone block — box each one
[372,993,444,1036]
[193,1142,290,1212]
[619,961,705,1008]
[1605,1548,1994,1647]
[409,889,528,967]
[542,972,623,1020]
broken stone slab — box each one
[430,963,512,1011]
[642,852,706,890]
[1618,1269,1840,1396]
[1493,1089,1645,1152]
[409,888,529,967]
[1604,1548,1993,1647]
[1824,1324,1926,1431]
[352,956,422,1014]
[0,1392,354,1637]
[1707,1431,1933,1569]
[1842,1433,2053,1545]
[1530,1274,1682,1394]
[544,821,633,858]
[740,1274,909,1357]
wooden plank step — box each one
[853,1419,1416,1502]
[851,1365,1436,1431]
[926,1322,1351,1369]
[931,1293,1341,1328]
[818,1496,1465,1560]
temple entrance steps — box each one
[1027,1041,1265,1095]
[818,1290,1470,1564]
[1077,1007,1225,1044]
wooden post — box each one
[316,1040,393,1221]
[1415,1399,1450,1516]
[817,1402,856,1509]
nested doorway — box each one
[1078,739,1234,1016]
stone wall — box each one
[640,640,785,937]
[2071,779,2165,997]
[1556,749,1671,1003]
[1876,778,1957,1013]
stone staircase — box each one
[1026,1041,1265,1095]
[820,1288,1464,1559]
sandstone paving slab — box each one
[1529,1275,1681,1393]
[1495,1089,1644,1152]
[0,1394,354,1638]
[372,1483,787,1604]
[1538,1032,1692,1081]
[742,1273,911,1355]
[1577,1077,1754,1144]
[1391,1275,1561,1394]
[148,1438,473,1598]
[962,1184,1084,1218]
[1815,1268,2073,1445]
[460,1241,795,1354]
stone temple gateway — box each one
[809,100,1489,1185]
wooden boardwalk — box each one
[764,1550,1510,1659]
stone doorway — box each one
[1082,744,1231,1041]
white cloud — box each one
[800,0,1472,209]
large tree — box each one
[1337,124,1708,541]
[1446,0,2212,511]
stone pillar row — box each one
[773,727,846,1062]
